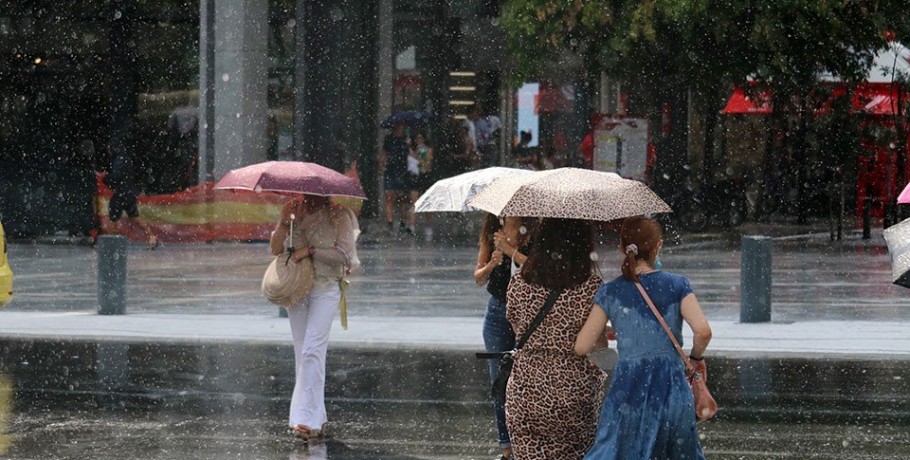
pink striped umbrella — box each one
[215,161,366,199]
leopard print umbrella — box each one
[467,167,672,221]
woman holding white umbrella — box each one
[474,213,534,460]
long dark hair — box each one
[479,213,503,255]
[521,218,595,290]
[620,216,663,282]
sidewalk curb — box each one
[1,312,908,361]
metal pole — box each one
[97,235,127,315]
[740,235,772,323]
[204,0,216,182]
[862,186,872,240]
[837,179,844,241]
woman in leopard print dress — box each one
[505,218,606,460]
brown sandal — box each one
[291,424,326,441]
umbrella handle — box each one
[288,213,295,249]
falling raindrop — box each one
[113,10,122,20]
[286,19,296,28]
[519,225,528,235]
[254,185,263,192]
[222,73,230,82]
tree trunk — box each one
[701,92,719,185]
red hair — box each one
[620,216,663,282]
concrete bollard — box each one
[740,235,772,323]
[97,235,127,315]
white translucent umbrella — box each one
[467,167,672,221]
[884,217,910,288]
[414,167,534,213]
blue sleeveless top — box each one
[594,271,693,361]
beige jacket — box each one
[287,205,361,283]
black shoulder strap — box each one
[514,288,564,351]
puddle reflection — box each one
[0,340,907,459]
[0,372,12,455]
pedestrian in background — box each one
[463,105,480,155]
[410,131,435,241]
[102,149,158,249]
[381,122,413,235]
[453,125,480,174]
[505,217,605,460]
[512,130,538,170]
[270,195,360,441]
[475,108,503,167]
[474,214,533,460]
[575,216,711,460]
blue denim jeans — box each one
[482,296,516,449]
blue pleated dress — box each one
[584,271,706,460]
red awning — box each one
[853,84,905,115]
[724,83,906,116]
[722,86,772,114]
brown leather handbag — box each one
[634,282,718,421]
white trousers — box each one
[287,282,340,429]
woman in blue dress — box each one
[575,216,712,459]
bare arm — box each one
[473,242,503,286]
[575,305,610,356]
[269,223,289,256]
[680,293,712,359]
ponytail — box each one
[621,243,640,282]
[619,217,663,282]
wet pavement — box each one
[0,340,909,459]
[3,225,905,322]
[1,221,909,458]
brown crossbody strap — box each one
[634,282,694,375]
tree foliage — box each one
[501,0,910,105]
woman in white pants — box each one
[270,195,360,440]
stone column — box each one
[211,0,269,180]
[199,0,216,182]
[371,0,394,217]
